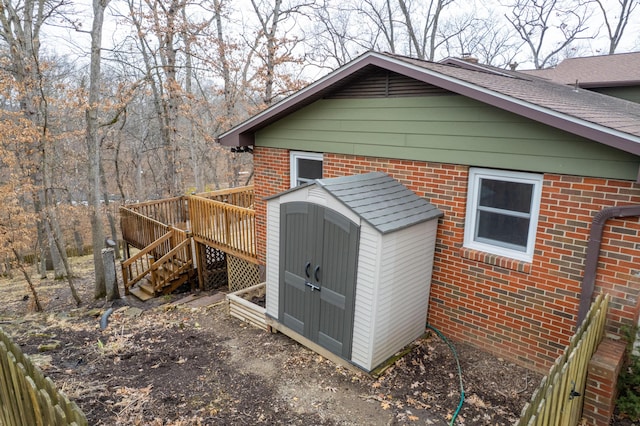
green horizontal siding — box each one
[592,85,640,104]
[255,96,640,180]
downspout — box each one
[577,205,640,327]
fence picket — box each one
[0,328,88,426]
[0,342,19,426]
[516,293,610,426]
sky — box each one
[39,0,640,75]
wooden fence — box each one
[0,328,87,426]
[517,293,610,426]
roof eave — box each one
[218,52,640,157]
[217,52,386,147]
[578,80,640,89]
[372,55,640,156]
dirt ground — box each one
[1,255,546,425]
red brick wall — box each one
[255,148,640,372]
[254,147,291,265]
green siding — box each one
[255,96,640,180]
[592,85,640,104]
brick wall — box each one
[254,147,291,265]
[256,148,640,372]
[584,338,627,425]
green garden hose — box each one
[427,324,465,426]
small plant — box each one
[617,325,640,421]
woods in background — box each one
[0,0,638,303]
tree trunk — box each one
[86,0,110,299]
[12,248,43,312]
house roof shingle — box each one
[218,51,640,156]
[519,52,640,87]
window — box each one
[464,168,542,262]
[290,151,323,187]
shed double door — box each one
[279,202,359,359]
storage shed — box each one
[265,172,443,371]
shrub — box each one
[617,326,640,421]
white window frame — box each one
[290,151,323,187]
[464,168,543,262]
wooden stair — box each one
[129,278,155,301]
[129,258,195,301]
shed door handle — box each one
[314,265,321,282]
[305,262,311,278]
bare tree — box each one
[591,0,639,54]
[0,0,81,304]
[86,0,110,299]
[307,0,397,69]
[504,0,593,69]
[443,15,522,68]
[396,0,456,60]
[248,0,313,105]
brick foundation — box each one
[583,339,627,425]
[255,148,640,372]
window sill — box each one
[460,247,531,274]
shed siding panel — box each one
[266,199,280,317]
[370,220,438,367]
[350,224,381,369]
[278,186,361,224]
[255,97,639,180]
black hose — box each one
[100,308,114,330]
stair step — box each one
[129,286,155,301]
[139,280,155,295]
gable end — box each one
[325,67,452,99]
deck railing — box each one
[120,207,170,252]
[195,186,254,209]
[120,186,257,292]
[188,192,256,263]
[121,227,192,294]
[126,196,189,227]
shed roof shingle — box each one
[317,172,443,234]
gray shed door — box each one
[279,202,359,359]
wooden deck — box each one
[120,186,256,297]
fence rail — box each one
[517,293,610,426]
[0,328,87,426]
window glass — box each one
[476,210,530,249]
[290,152,323,187]
[479,179,533,213]
[297,158,323,183]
